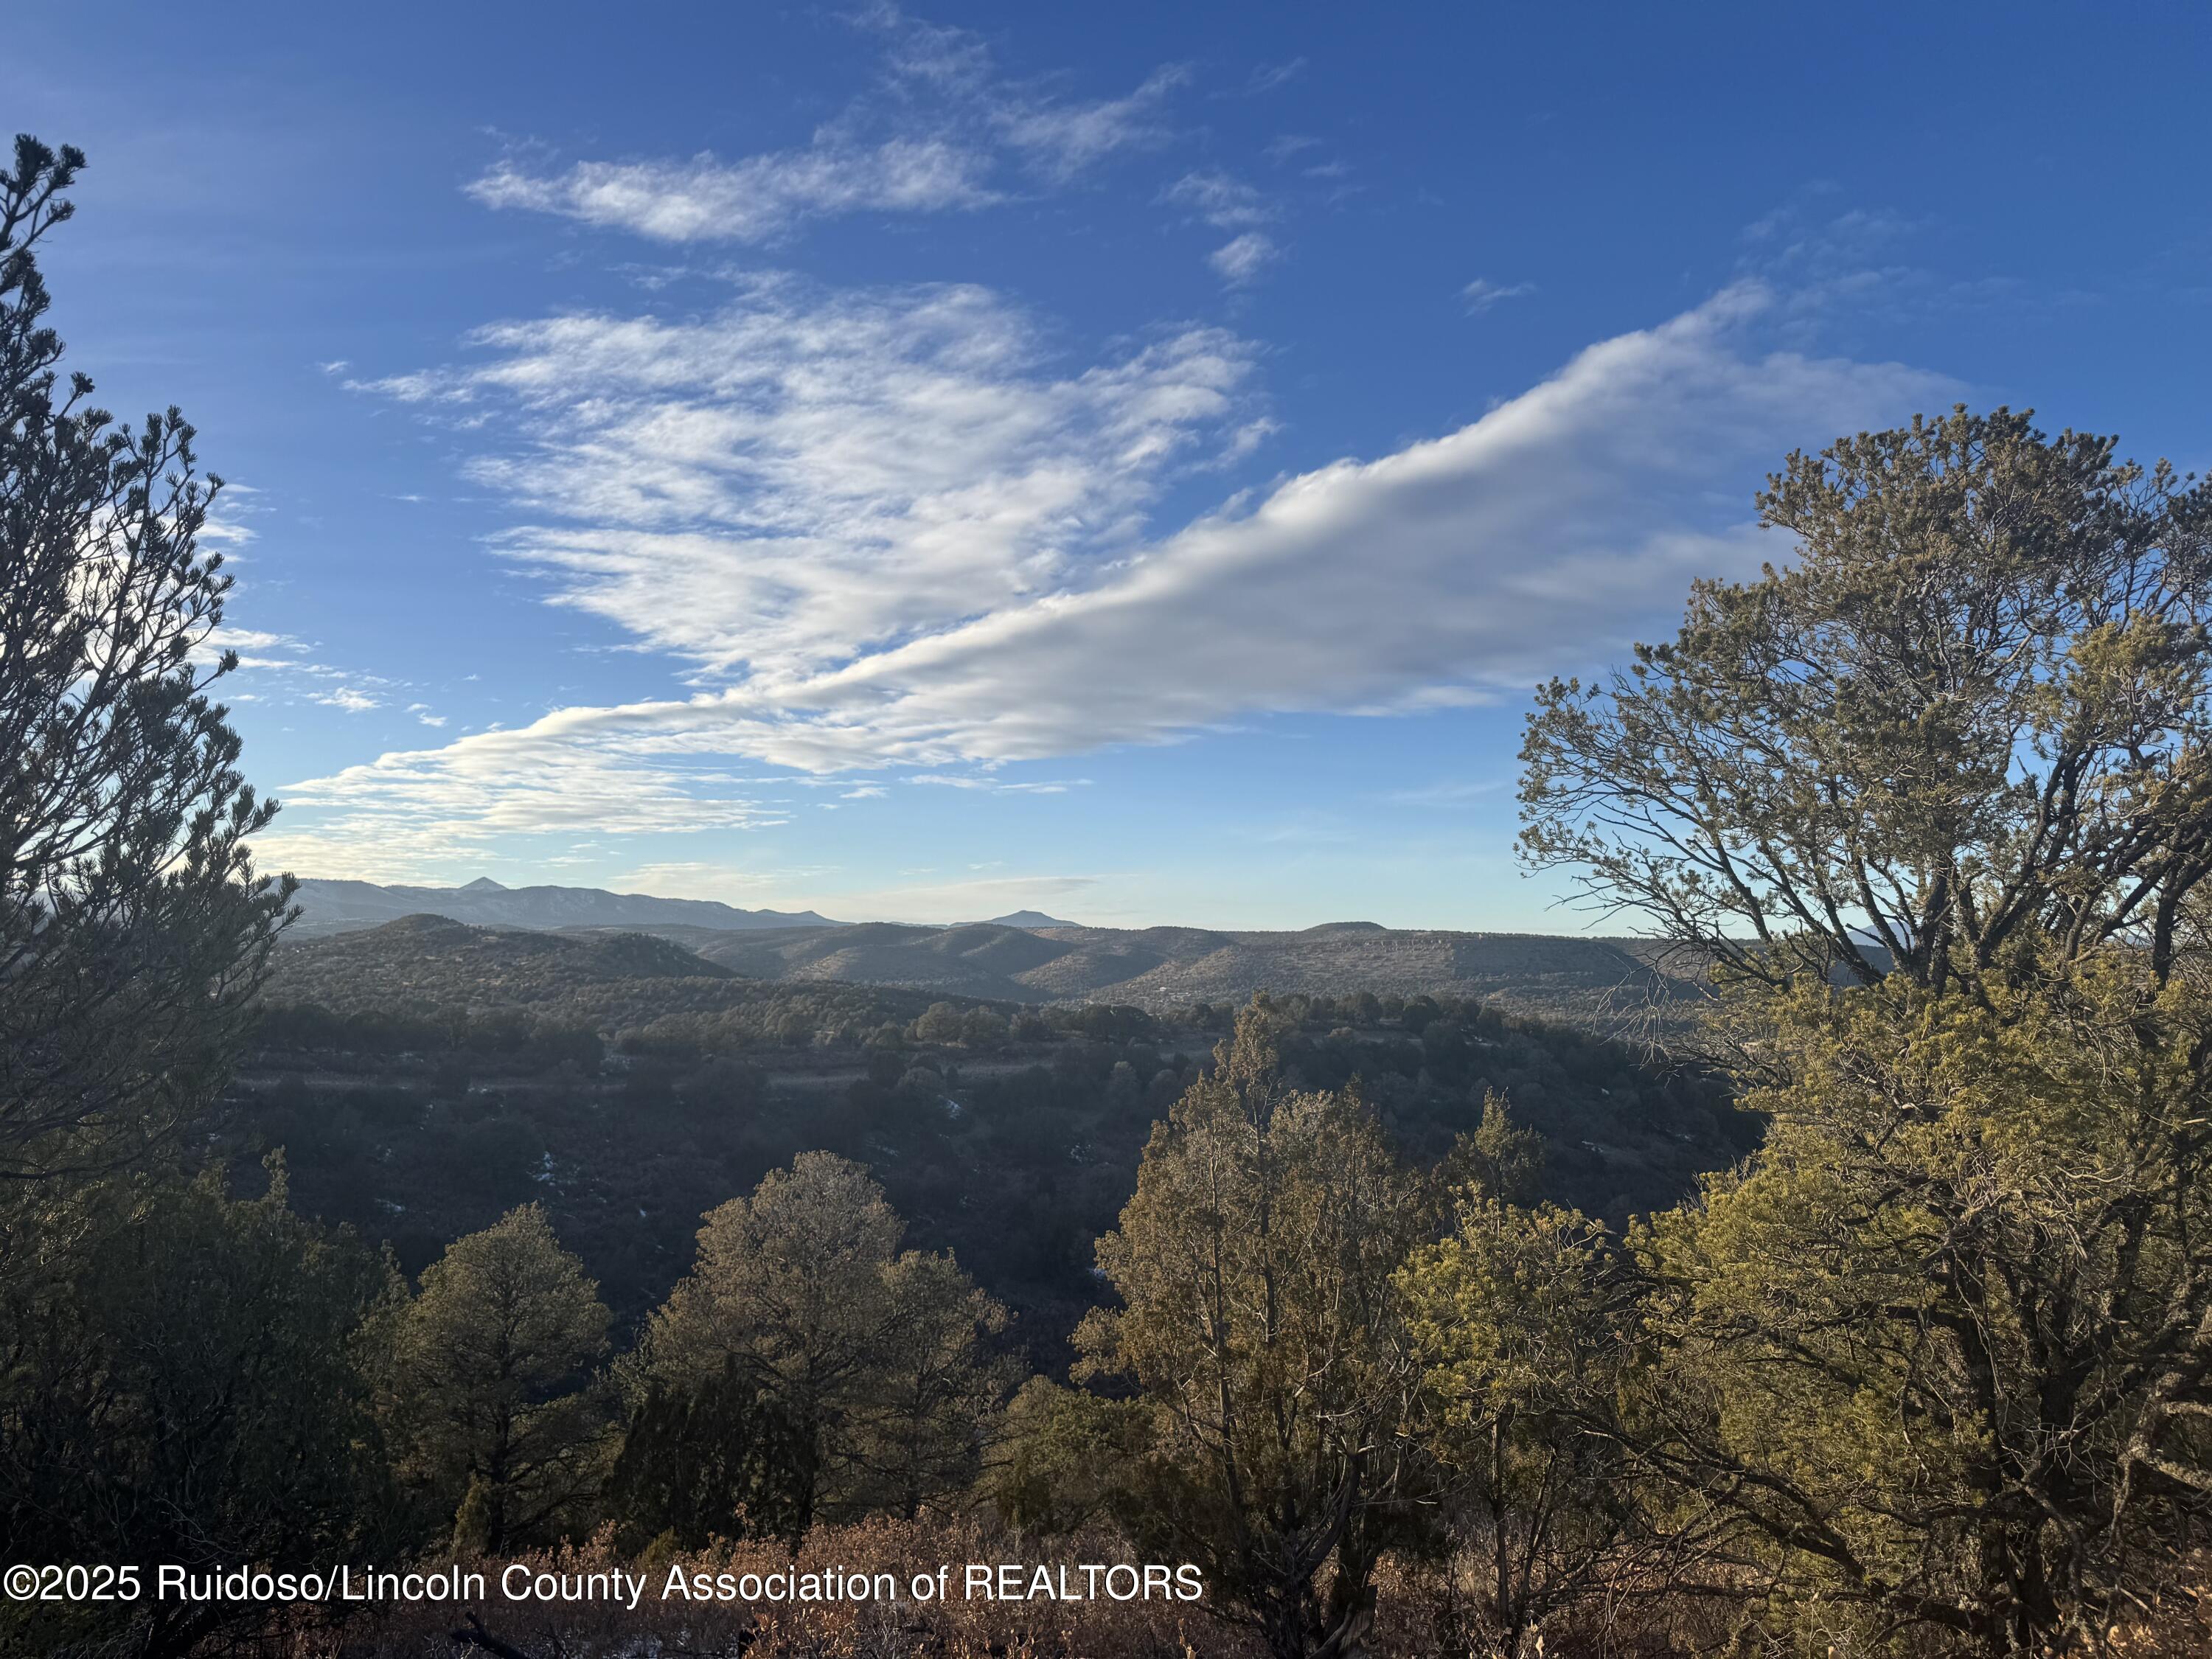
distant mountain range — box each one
[289,876,840,937]
[281,879,1707,1031]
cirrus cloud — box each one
[467,140,998,244]
[353,276,1265,681]
[468,10,1192,246]
[270,283,1952,876]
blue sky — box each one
[11,2,2210,928]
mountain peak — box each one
[459,877,507,892]
[987,910,1077,929]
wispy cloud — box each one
[1238,59,1307,97]
[992,65,1190,181]
[467,141,998,244]
[469,11,1189,243]
[355,276,1263,683]
[254,715,792,879]
[1164,170,1281,285]
[1385,779,1511,807]
[1210,232,1280,285]
[1164,169,1275,229]
[1462,277,1537,313]
[909,773,1091,794]
[276,284,1950,877]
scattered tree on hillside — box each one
[1398,1194,1638,1657]
[1441,1091,1546,1206]
[607,1356,815,1551]
[982,1375,1155,1543]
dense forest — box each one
[10,134,2212,1659]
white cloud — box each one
[357,277,1262,683]
[468,12,1189,244]
[1165,169,1274,229]
[992,66,1189,181]
[467,140,997,244]
[314,686,383,713]
[1463,277,1537,313]
[254,717,790,880]
[204,625,293,655]
[1164,171,1281,285]
[1239,59,1307,97]
[277,285,1949,875]
[909,773,1090,794]
[1210,232,1280,285]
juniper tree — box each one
[607,1355,816,1551]
[1521,408,2212,995]
[1076,1006,1424,1659]
[1512,411,2212,1654]
[0,1162,400,1659]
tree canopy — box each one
[1521,408,2212,994]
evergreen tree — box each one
[0,1164,399,1659]
[1398,1194,1635,1655]
[380,1203,611,1551]
[627,1151,1015,1528]
[1,136,293,1183]
[1514,409,2212,1652]
[1620,973,2212,1654]
[1077,1005,1424,1659]
[607,1356,815,1550]
[1521,408,2212,995]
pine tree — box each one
[1,135,293,1182]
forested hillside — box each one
[234,915,1747,1364]
[273,904,1711,1030]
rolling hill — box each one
[552,918,1705,1030]
[289,875,839,937]
[275,882,1708,1032]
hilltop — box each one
[262,914,1004,1039]
[290,876,839,936]
[268,914,734,1014]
